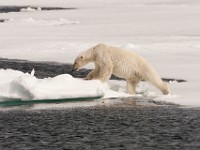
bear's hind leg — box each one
[147,76,170,95]
[126,79,139,95]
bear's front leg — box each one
[85,70,94,80]
[85,64,100,80]
[93,65,113,82]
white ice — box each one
[0,69,131,101]
[0,0,200,107]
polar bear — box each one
[72,43,169,95]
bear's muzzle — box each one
[71,64,78,72]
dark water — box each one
[0,6,76,13]
[0,58,198,150]
[0,107,200,150]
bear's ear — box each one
[80,56,84,59]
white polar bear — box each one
[72,43,169,95]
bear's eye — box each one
[80,56,84,59]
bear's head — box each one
[72,51,93,72]
[72,44,105,72]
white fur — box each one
[73,43,169,95]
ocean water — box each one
[1,106,200,150]
[0,59,200,150]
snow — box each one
[4,17,79,26]
[0,0,200,107]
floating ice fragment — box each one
[20,7,41,12]
[30,69,35,76]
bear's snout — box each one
[71,64,78,72]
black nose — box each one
[71,65,78,72]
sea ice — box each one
[0,69,131,101]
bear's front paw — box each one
[92,77,107,82]
[84,76,92,80]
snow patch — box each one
[4,17,80,26]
